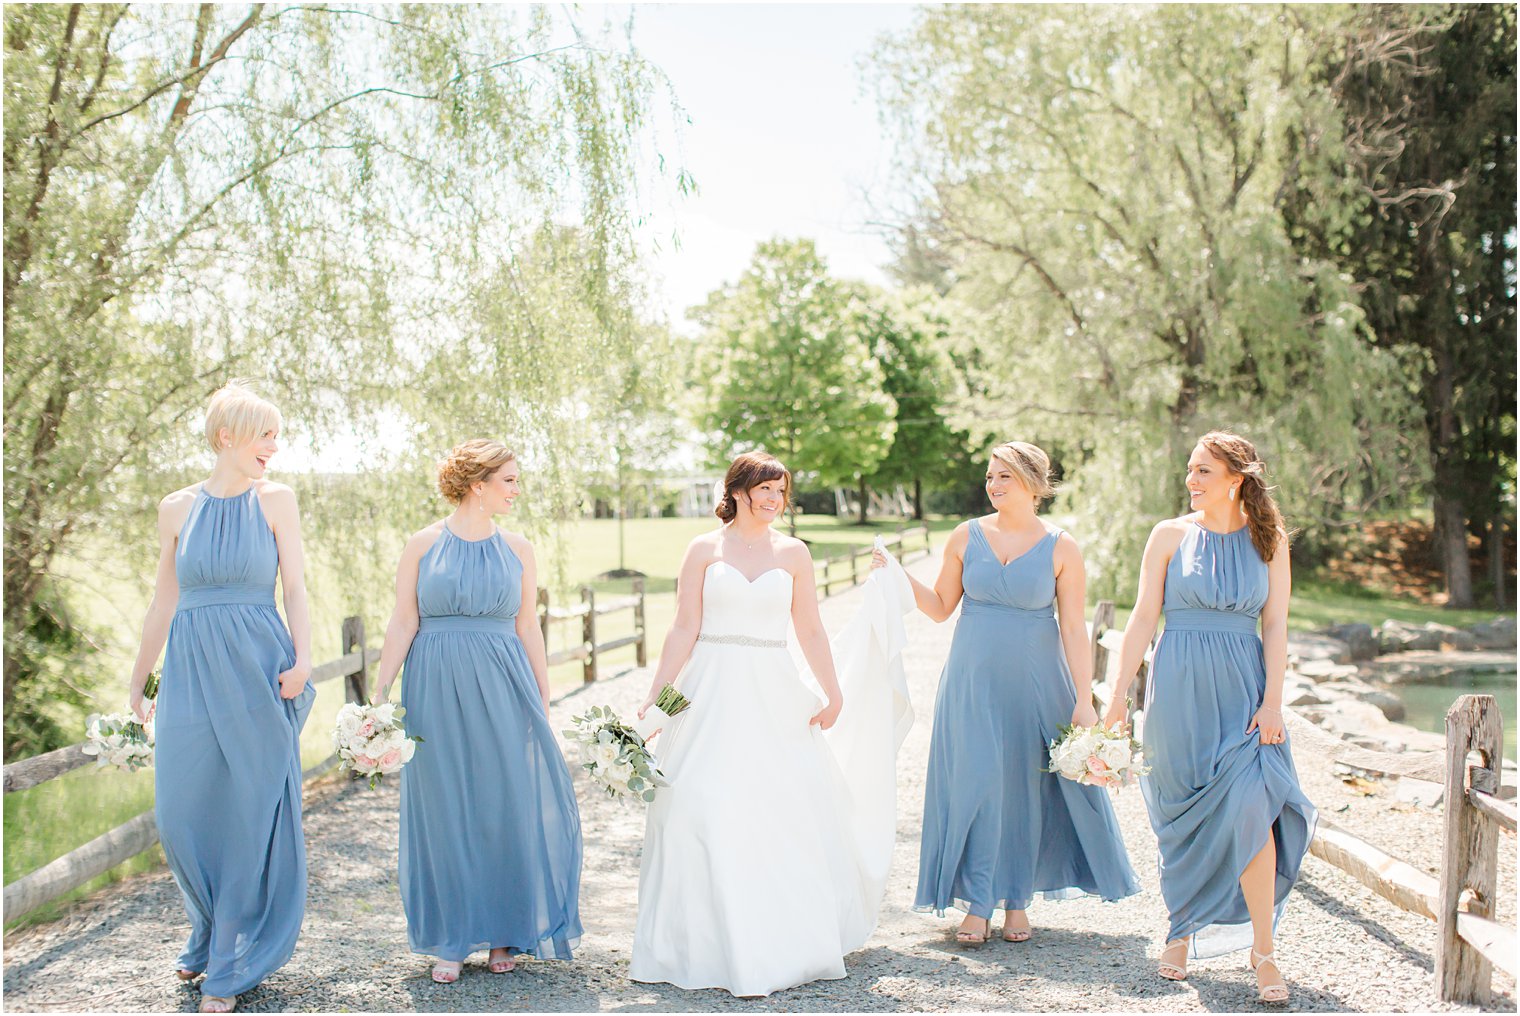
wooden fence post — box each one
[633,577,647,667]
[581,585,597,684]
[341,615,368,705]
[850,548,859,585]
[1438,694,1502,1004]
[1090,600,1116,699]
[537,587,551,653]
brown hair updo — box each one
[437,439,516,504]
[715,451,791,522]
[1197,430,1289,562]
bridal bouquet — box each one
[564,702,678,804]
[333,701,421,788]
[83,672,159,772]
[1045,723,1148,788]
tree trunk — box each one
[857,475,869,525]
[1435,491,1475,609]
[913,478,923,520]
[1490,513,1508,610]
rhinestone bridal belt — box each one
[696,632,786,649]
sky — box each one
[283,4,923,471]
[621,3,923,329]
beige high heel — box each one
[487,948,516,974]
[1001,910,1032,943]
[1158,938,1189,981]
[1250,948,1289,1004]
[431,959,462,983]
[955,914,992,947]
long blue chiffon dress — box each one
[915,521,1140,918]
[155,485,315,998]
[1141,520,1317,958]
[398,524,583,962]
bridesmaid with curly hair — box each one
[371,439,582,983]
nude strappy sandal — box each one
[1250,948,1289,1004]
[1158,938,1189,980]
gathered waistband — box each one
[959,599,1054,620]
[1163,607,1259,636]
[417,615,518,637]
[176,583,275,610]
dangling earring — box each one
[477,493,485,515]
[1229,485,1238,501]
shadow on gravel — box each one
[1184,969,1350,1013]
[1295,872,1435,971]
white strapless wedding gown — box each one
[630,556,914,998]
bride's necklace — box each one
[728,527,766,551]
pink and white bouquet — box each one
[1045,723,1148,788]
[83,672,159,772]
[333,701,421,788]
[563,704,670,804]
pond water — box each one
[1392,669,1518,762]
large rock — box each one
[1296,658,1359,682]
[1377,619,1445,652]
[1288,633,1351,665]
[1469,615,1517,650]
[1318,623,1379,661]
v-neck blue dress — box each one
[915,521,1139,918]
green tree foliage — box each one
[692,239,896,532]
[873,5,1424,596]
[855,287,971,520]
[1285,5,1517,607]
[3,4,672,755]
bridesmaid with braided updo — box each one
[371,439,582,983]
[1103,431,1316,1005]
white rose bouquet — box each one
[333,701,421,788]
[1044,722,1148,788]
[83,672,159,772]
[563,704,668,804]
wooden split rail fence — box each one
[817,525,932,597]
[3,581,648,924]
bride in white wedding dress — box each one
[629,451,913,998]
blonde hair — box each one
[989,441,1057,504]
[437,439,517,504]
[1197,430,1290,562]
[204,380,281,453]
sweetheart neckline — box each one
[702,561,792,586]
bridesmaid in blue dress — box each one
[371,439,582,984]
[878,442,1138,946]
[127,382,315,1014]
[1103,431,1315,1005]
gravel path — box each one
[4,548,1514,1012]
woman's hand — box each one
[1248,705,1285,746]
[869,548,889,571]
[277,662,311,700]
[129,693,154,724]
[809,694,843,730]
[1100,695,1129,733]
[637,686,665,721]
[1071,699,1099,729]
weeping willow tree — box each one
[3,4,679,754]
[873,5,1426,597]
